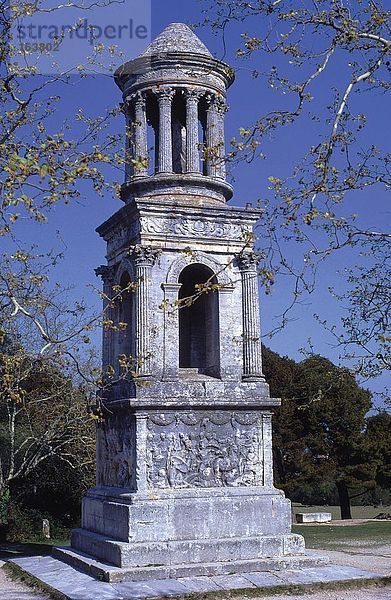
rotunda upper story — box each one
[114,23,235,205]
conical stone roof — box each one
[141,23,212,58]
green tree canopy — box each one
[263,347,382,518]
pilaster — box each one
[131,245,160,377]
[262,413,274,487]
[236,251,264,381]
[95,265,117,373]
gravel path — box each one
[318,546,391,575]
[0,562,49,599]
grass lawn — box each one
[293,520,391,551]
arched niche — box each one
[178,263,220,378]
[166,252,232,287]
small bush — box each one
[5,502,70,543]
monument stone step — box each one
[53,545,329,583]
[70,527,306,569]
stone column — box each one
[131,246,160,377]
[236,252,264,381]
[215,96,227,180]
[156,87,175,173]
[123,102,134,181]
[262,413,274,487]
[161,283,182,380]
[95,265,117,373]
[184,90,200,174]
[133,91,148,177]
[205,93,218,178]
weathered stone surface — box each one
[141,23,212,58]
[79,486,296,544]
[53,547,328,582]
[70,528,305,569]
[175,576,221,592]
[296,512,332,523]
[210,574,256,590]
[63,22,315,582]
[145,410,263,489]
[96,413,136,489]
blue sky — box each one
[6,0,390,404]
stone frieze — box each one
[107,222,140,253]
[141,216,249,240]
[146,411,262,489]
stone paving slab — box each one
[210,574,257,590]
[141,579,192,597]
[113,581,162,599]
[9,555,385,600]
[176,576,221,593]
[242,571,283,586]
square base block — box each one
[71,487,305,569]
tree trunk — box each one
[336,480,352,519]
[273,447,286,484]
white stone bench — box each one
[296,512,332,523]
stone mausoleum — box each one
[56,23,324,582]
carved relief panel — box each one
[146,411,263,489]
[96,413,136,489]
[140,215,250,242]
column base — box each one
[242,374,266,382]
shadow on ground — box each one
[0,543,53,562]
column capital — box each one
[131,245,161,267]
[214,96,228,115]
[154,86,175,102]
[184,88,203,102]
[95,264,117,284]
[133,90,146,109]
[236,251,259,272]
[205,93,226,112]
[125,91,145,110]
[205,92,217,111]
